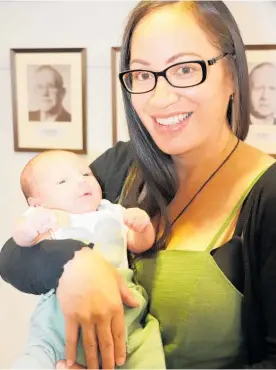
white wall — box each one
[0,1,276,368]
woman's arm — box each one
[90,141,133,201]
[0,237,88,294]
[243,164,276,368]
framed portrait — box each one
[111,46,129,144]
[10,47,87,153]
[245,44,276,157]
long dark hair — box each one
[119,1,250,252]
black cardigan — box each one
[1,141,276,368]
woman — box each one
[1,1,276,368]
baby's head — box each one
[21,150,102,213]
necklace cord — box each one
[171,139,240,227]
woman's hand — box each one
[56,247,138,370]
[56,360,85,369]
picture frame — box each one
[245,44,276,157]
[10,47,87,153]
[111,46,129,144]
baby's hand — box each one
[123,208,151,233]
[23,207,58,240]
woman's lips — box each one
[152,112,193,133]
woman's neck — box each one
[172,131,238,191]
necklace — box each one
[171,138,240,227]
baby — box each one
[12,150,165,369]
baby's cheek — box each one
[93,180,102,195]
[55,191,71,207]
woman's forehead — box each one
[130,5,216,66]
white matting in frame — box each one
[10,48,87,153]
[245,44,276,157]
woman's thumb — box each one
[118,275,139,307]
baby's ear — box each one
[28,196,42,207]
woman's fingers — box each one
[56,360,85,369]
[111,307,127,367]
[97,321,115,369]
[57,250,129,370]
[65,317,78,367]
[82,323,99,369]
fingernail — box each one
[66,360,73,367]
[56,362,67,369]
[117,357,125,366]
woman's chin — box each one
[153,137,194,157]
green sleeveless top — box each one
[133,170,267,369]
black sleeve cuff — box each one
[0,238,94,295]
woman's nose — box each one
[148,77,179,109]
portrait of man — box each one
[28,64,71,122]
[249,62,276,126]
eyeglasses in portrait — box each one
[11,48,87,153]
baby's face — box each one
[30,152,102,213]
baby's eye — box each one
[58,179,66,185]
[83,172,91,177]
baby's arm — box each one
[123,208,156,253]
[12,207,70,247]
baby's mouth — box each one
[81,192,92,197]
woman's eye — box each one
[171,63,200,77]
[178,65,193,74]
[134,71,153,81]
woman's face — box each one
[130,5,234,156]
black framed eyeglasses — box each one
[119,53,232,94]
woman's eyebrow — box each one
[130,52,203,68]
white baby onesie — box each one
[26,200,129,269]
